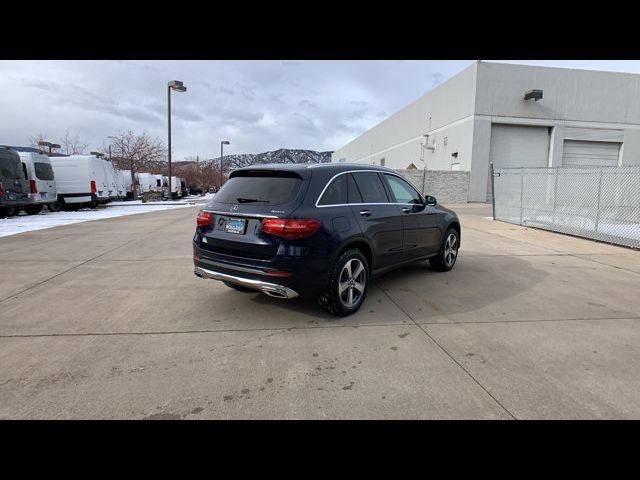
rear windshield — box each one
[213,172,302,205]
[34,162,55,180]
[0,157,21,179]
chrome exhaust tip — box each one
[194,266,299,299]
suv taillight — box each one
[90,180,97,193]
[0,180,4,196]
[30,180,38,194]
[197,211,213,227]
[260,218,321,239]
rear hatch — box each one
[200,169,308,261]
[0,152,29,201]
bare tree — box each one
[59,130,89,155]
[27,133,58,152]
[105,130,167,192]
[28,132,87,154]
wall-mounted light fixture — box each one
[524,89,543,101]
[451,151,458,158]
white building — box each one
[332,61,640,201]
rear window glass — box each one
[34,162,55,180]
[352,172,389,203]
[213,173,302,205]
[0,157,21,179]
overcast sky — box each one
[2,60,640,160]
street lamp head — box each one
[221,140,230,145]
[168,80,187,92]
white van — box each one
[49,155,110,210]
[121,169,134,199]
[136,172,156,194]
[169,175,181,198]
[179,177,188,197]
[157,175,167,195]
[102,160,118,200]
[113,169,127,199]
[14,148,59,214]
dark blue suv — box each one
[193,163,460,316]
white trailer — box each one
[15,149,59,214]
[49,155,109,210]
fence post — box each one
[595,166,603,234]
[552,167,559,228]
[490,161,496,220]
[519,167,524,226]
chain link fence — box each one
[491,164,640,249]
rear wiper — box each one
[236,197,270,203]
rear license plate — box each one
[224,218,247,235]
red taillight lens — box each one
[260,218,321,239]
[197,211,213,227]
[0,180,4,196]
[30,180,38,194]
[90,180,97,193]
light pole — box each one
[167,80,187,199]
[220,140,230,188]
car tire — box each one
[47,201,61,212]
[319,248,369,317]
[0,207,8,218]
[24,204,43,215]
[223,281,256,293]
[7,206,19,217]
[430,227,459,272]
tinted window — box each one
[347,173,363,203]
[34,162,55,181]
[384,174,422,204]
[319,174,347,205]
[351,172,389,203]
[319,173,364,205]
[22,162,29,179]
[214,173,302,205]
[0,157,20,179]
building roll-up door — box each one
[490,124,551,169]
[561,140,620,167]
[487,124,551,202]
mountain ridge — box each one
[174,148,333,168]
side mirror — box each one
[425,195,437,206]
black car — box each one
[193,163,460,316]
[0,146,30,218]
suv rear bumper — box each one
[194,266,299,299]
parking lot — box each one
[1,203,639,419]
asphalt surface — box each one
[1,203,639,419]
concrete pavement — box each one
[0,203,639,419]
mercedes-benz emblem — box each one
[231,205,239,212]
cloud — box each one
[8,60,635,157]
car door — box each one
[381,173,441,260]
[349,171,404,271]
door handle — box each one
[359,210,372,217]
[401,207,411,213]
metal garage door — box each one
[490,124,551,168]
[562,140,620,167]
[487,124,551,201]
